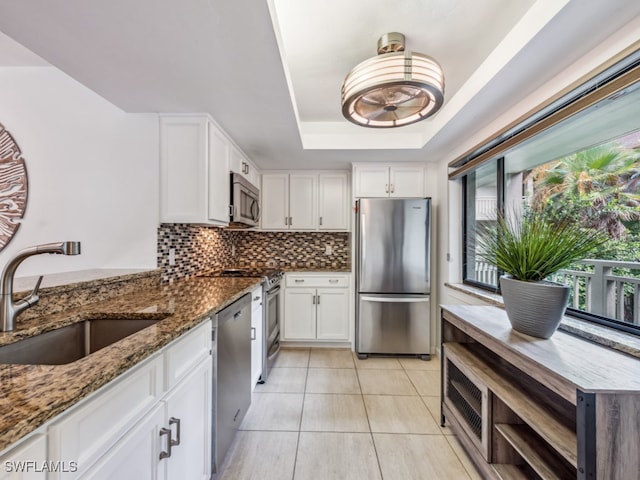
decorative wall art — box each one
[0,122,28,250]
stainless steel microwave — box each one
[230,172,260,227]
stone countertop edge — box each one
[12,268,161,296]
[444,282,640,360]
[0,275,262,453]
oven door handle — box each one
[267,285,281,296]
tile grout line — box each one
[290,348,311,480]
[353,352,386,480]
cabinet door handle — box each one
[390,184,395,193]
[251,327,256,340]
[312,295,316,305]
[169,417,181,447]
[385,184,389,193]
[319,216,323,226]
[159,427,173,459]
[234,311,243,319]
[316,295,320,304]
[289,216,293,226]
[253,295,261,301]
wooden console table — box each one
[440,305,640,480]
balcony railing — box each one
[474,259,640,325]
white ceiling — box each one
[0,0,639,170]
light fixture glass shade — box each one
[341,37,445,128]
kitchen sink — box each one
[0,317,165,365]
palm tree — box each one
[528,145,640,239]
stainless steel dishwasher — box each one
[212,293,252,473]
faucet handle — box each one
[23,275,43,307]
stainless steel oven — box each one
[262,275,281,382]
[230,172,260,227]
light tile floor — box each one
[218,348,482,480]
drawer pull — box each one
[329,279,339,284]
[169,417,181,446]
[159,427,173,459]
[294,279,304,283]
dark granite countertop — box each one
[0,276,262,452]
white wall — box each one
[0,66,158,278]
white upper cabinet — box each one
[353,165,389,197]
[318,173,349,230]
[289,174,317,230]
[207,123,231,224]
[388,166,426,198]
[160,114,260,226]
[353,164,426,198]
[261,174,289,229]
[261,172,349,231]
[229,145,260,187]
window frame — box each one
[462,157,504,291]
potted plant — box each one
[476,206,606,339]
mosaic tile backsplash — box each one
[158,224,351,282]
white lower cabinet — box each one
[161,359,211,480]
[46,320,212,479]
[80,403,165,480]
[0,433,47,480]
[283,274,350,341]
[283,288,317,339]
[48,355,164,479]
[316,288,350,340]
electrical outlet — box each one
[325,245,332,255]
[169,248,176,266]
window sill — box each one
[445,283,640,360]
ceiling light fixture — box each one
[341,32,445,128]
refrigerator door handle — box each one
[360,296,429,303]
[359,213,366,281]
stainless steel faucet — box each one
[0,241,81,331]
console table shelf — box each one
[441,305,640,480]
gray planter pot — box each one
[499,276,570,339]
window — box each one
[459,52,640,334]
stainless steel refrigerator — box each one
[356,198,431,359]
